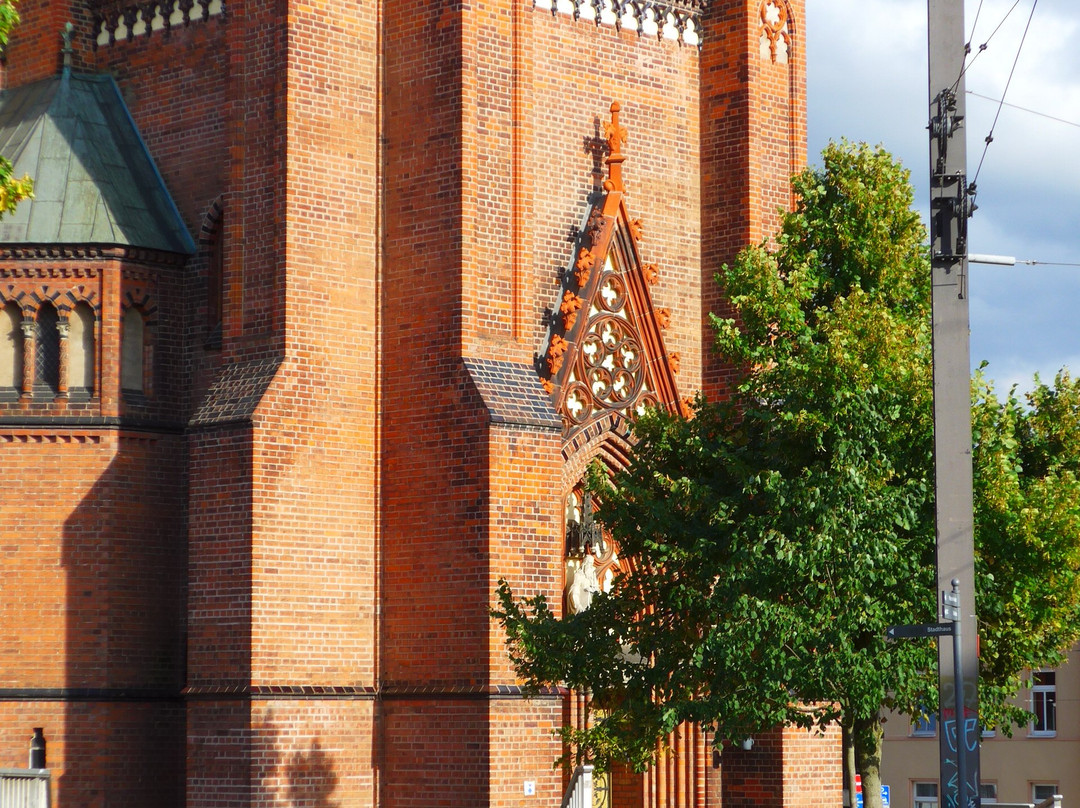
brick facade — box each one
[0,0,838,805]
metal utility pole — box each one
[928,2,980,806]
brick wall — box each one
[0,429,186,806]
[381,0,483,686]
[523,9,705,396]
[720,724,842,807]
[249,701,376,807]
[700,0,806,400]
[2,0,96,87]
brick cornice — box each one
[0,245,187,267]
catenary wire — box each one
[956,0,1023,89]
[971,0,1039,188]
[968,0,986,43]
[967,90,1080,130]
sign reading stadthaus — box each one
[886,623,955,639]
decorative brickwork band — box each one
[534,0,707,46]
[178,685,561,701]
[94,0,224,48]
[183,685,378,701]
[0,688,181,702]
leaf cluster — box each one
[973,369,1080,730]
[0,0,32,217]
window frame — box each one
[120,306,146,395]
[1032,784,1058,803]
[913,780,938,808]
[34,302,61,396]
[911,711,937,738]
[1030,670,1057,737]
[0,301,23,397]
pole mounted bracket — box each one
[931,172,975,268]
[930,88,964,175]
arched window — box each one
[1,302,23,397]
[34,303,61,396]
[201,196,225,348]
[564,485,620,615]
[68,302,95,396]
[121,307,145,393]
[208,212,224,333]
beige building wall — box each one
[881,647,1080,806]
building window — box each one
[68,302,95,396]
[201,197,225,348]
[1033,784,1058,803]
[913,781,938,808]
[121,307,145,393]
[208,212,224,332]
[980,782,997,803]
[1,302,22,397]
[1031,670,1056,736]
[912,712,936,737]
[34,303,61,396]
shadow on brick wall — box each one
[253,708,340,808]
[61,433,187,807]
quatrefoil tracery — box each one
[562,267,658,428]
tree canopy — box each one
[0,0,33,217]
[494,141,1080,807]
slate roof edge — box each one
[462,356,562,432]
[103,76,196,255]
[488,414,562,430]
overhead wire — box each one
[967,90,1080,131]
[970,0,1039,187]
[968,0,986,42]
[955,0,1023,87]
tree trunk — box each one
[854,713,885,808]
[842,714,858,808]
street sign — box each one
[886,623,955,639]
[855,784,890,808]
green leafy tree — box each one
[494,142,1080,808]
[973,369,1080,731]
[0,0,33,215]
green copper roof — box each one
[0,72,195,254]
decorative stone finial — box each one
[61,22,74,71]
[604,101,628,192]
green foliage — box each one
[493,141,1080,784]
[0,0,18,48]
[0,0,33,217]
[973,369,1080,731]
[0,154,33,217]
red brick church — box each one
[0,0,839,804]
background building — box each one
[882,648,1079,806]
[0,0,839,805]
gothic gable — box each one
[541,102,685,445]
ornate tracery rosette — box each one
[562,261,660,430]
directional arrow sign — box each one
[886,623,955,640]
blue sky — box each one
[806,0,1080,394]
